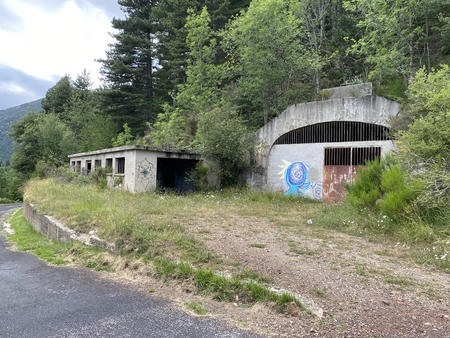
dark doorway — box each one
[156,158,199,193]
[86,160,92,174]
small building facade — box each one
[68,146,202,193]
[246,83,401,202]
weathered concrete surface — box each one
[255,95,400,166]
[23,203,117,252]
[329,82,372,99]
[247,84,401,198]
[23,203,76,243]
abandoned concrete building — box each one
[68,146,201,193]
[246,83,401,202]
[69,83,399,200]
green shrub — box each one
[378,165,422,220]
[90,167,111,187]
[188,162,212,191]
[345,160,383,209]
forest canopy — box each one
[3,0,450,199]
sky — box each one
[0,0,124,110]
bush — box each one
[188,162,212,191]
[90,167,111,189]
[345,160,383,209]
[378,165,423,220]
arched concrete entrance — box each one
[246,83,400,202]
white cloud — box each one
[0,0,115,88]
[0,83,25,93]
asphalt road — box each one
[0,205,260,338]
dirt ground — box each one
[106,214,450,338]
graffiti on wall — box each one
[137,158,155,190]
[278,160,322,199]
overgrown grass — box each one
[7,210,69,265]
[17,175,450,316]
[313,201,450,272]
[17,178,317,314]
[6,209,117,271]
[23,179,317,266]
[185,301,208,315]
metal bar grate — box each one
[324,147,381,166]
[274,121,391,145]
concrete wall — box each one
[24,203,76,243]
[254,95,400,168]
[267,140,396,198]
[247,84,401,200]
[69,146,202,194]
[328,83,372,99]
[23,203,117,252]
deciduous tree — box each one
[222,0,318,126]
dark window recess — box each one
[71,161,75,170]
[116,157,125,174]
[324,147,381,166]
[274,121,391,145]
[106,158,113,169]
[95,160,102,168]
[76,161,81,173]
[324,148,351,165]
[352,147,381,166]
[86,160,92,173]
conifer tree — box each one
[98,0,160,133]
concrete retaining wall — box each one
[24,203,76,243]
[23,203,116,252]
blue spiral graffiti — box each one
[284,162,310,195]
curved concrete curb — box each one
[23,203,116,253]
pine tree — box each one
[41,75,73,116]
[98,0,160,134]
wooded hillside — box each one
[3,0,450,194]
[0,99,42,164]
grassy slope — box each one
[0,99,43,163]
[23,178,450,272]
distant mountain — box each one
[0,99,43,164]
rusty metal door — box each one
[322,147,380,203]
[322,165,357,202]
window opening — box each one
[94,159,102,169]
[352,147,381,165]
[106,158,113,170]
[324,147,381,166]
[274,121,391,145]
[86,160,92,173]
[116,157,125,174]
[324,148,351,165]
